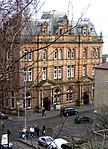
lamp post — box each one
[23,71,27,141]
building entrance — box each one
[43,97,50,111]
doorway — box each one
[43,97,51,111]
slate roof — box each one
[95,62,108,70]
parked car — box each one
[0,112,8,119]
[38,136,54,147]
[0,143,13,149]
[60,107,78,116]
[48,138,69,149]
[74,116,93,124]
[1,133,13,149]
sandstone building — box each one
[0,11,103,113]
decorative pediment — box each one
[80,76,94,82]
[34,79,55,88]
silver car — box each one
[38,136,54,147]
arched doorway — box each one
[43,97,51,111]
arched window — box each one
[54,88,61,104]
[95,48,99,58]
[83,48,87,58]
[54,48,62,59]
[92,48,95,58]
[58,49,62,59]
[54,49,58,59]
[67,87,74,102]
[82,65,87,76]
[22,91,31,108]
[92,47,99,58]
[41,67,47,80]
[43,49,47,60]
[67,48,71,59]
[71,49,75,59]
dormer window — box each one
[82,26,88,35]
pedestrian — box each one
[36,126,40,138]
[26,128,29,140]
[19,127,23,138]
[30,126,34,137]
[34,125,40,138]
[82,91,89,106]
[42,124,46,135]
[22,128,26,139]
[1,121,4,131]
[42,107,46,116]
[34,125,38,137]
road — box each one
[0,106,94,148]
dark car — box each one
[60,107,78,116]
[0,112,8,119]
[74,116,93,124]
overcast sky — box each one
[38,0,108,54]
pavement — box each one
[10,105,94,148]
[10,104,94,122]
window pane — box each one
[58,67,61,78]
[67,49,71,59]
[58,49,62,59]
[67,66,70,78]
[71,49,75,59]
[54,49,58,59]
[71,66,74,77]
[42,67,47,80]
[28,52,32,61]
[54,67,57,79]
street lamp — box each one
[23,71,27,141]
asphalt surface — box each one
[10,105,94,122]
[11,105,94,148]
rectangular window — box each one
[23,68,32,82]
[67,65,74,78]
[54,66,62,79]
